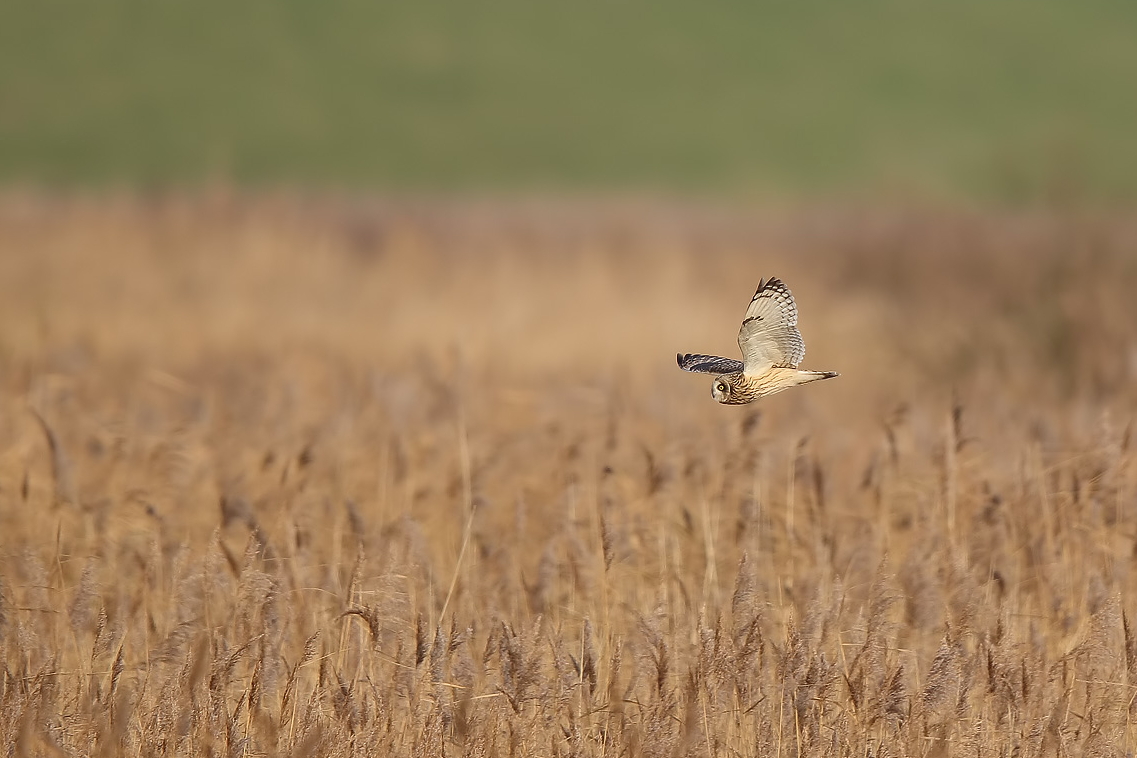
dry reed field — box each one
[2,194,1137,756]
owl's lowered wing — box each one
[676,353,744,375]
[737,278,805,375]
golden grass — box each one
[1,193,1137,756]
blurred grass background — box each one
[3,0,1137,200]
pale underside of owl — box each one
[677,277,838,405]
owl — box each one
[678,277,838,404]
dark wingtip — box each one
[676,352,685,367]
[823,371,839,379]
[753,276,784,297]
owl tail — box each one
[796,370,839,385]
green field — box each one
[3,0,1137,199]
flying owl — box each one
[678,277,838,404]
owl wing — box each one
[737,277,805,374]
[676,353,745,375]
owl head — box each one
[711,375,734,404]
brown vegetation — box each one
[1,194,1136,756]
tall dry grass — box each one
[1,193,1136,756]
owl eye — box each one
[717,382,728,392]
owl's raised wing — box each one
[737,278,805,374]
[677,353,744,375]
